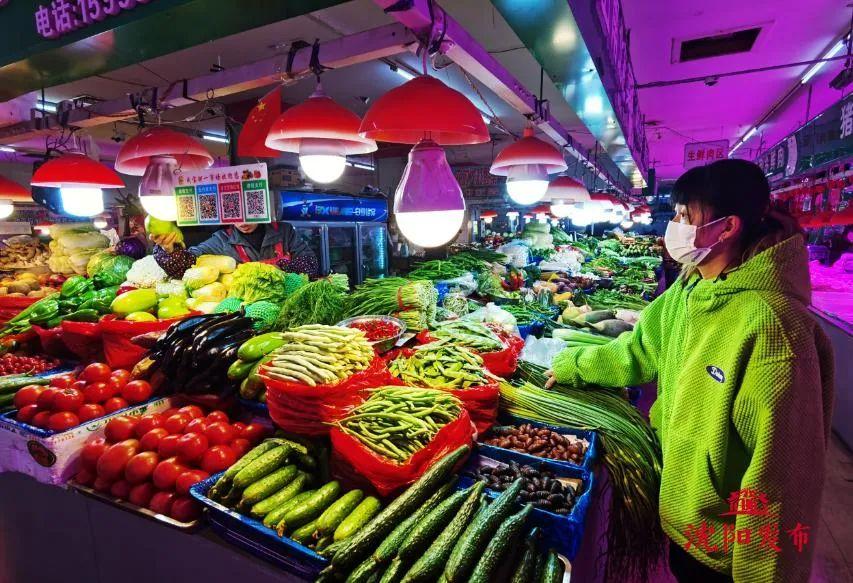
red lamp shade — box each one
[31,153,125,188]
[266,85,377,154]
[546,176,590,202]
[115,127,214,175]
[359,76,490,145]
[490,127,567,176]
[532,204,551,215]
[480,210,498,219]
[0,176,32,202]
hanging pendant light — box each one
[480,210,497,224]
[139,156,180,221]
[394,139,465,248]
[0,176,30,219]
[116,127,213,175]
[491,127,568,206]
[547,175,590,218]
[31,152,124,217]
[266,83,376,184]
[620,220,634,230]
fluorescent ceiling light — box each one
[36,100,57,113]
[584,95,603,115]
[729,126,758,156]
[347,161,375,170]
[801,38,846,84]
[0,146,14,153]
[392,66,415,81]
[202,133,229,143]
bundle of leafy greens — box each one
[273,273,349,330]
[227,262,288,304]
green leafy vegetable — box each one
[227,262,288,304]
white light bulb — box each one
[140,195,179,222]
[299,154,346,183]
[482,217,493,224]
[396,209,465,248]
[550,200,573,218]
[93,218,108,229]
[506,179,549,205]
[0,199,13,219]
[620,220,634,230]
[60,187,104,217]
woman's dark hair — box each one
[672,159,801,262]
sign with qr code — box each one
[175,163,271,226]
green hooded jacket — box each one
[552,234,834,582]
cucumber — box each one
[232,444,292,491]
[399,483,485,583]
[0,375,49,393]
[442,478,524,582]
[290,518,319,546]
[315,535,333,552]
[318,537,348,558]
[509,527,539,583]
[208,440,279,501]
[346,557,381,583]
[372,481,455,565]
[239,464,299,510]
[533,550,546,582]
[227,358,257,381]
[378,558,407,583]
[317,489,364,537]
[251,472,309,518]
[330,445,470,572]
[466,505,532,583]
[280,481,341,534]
[238,332,286,361]
[263,490,315,529]
[397,485,472,561]
[539,550,563,583]
[334,496,381,542]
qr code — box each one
[198,194,219,221]
[221,190,243,221]
[177,197,196,221]
[245,189,268,219]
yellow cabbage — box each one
[182,266,219,292]
[196,254,237,274]
[190,281,227,302]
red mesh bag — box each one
[263,357,392,436]
[330,407,475,496]
[99,315,182,369]
[415,324,523,378]
[60,320,104,362]
[32,325,75,358]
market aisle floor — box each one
[810,434,853,583]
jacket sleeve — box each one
[551,292,664,388]
[730,353,831,583]
[188,231,235,259]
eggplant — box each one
[194,318,253,364]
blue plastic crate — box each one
[478,415,600,472]
[1,396,158,438]
[237,398,269,416]
[190,474,328,579]
[456,453,593,560]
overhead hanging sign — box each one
[278,191,388,222]
[757,94,853,180]
[684,140,729,169]
[175,163,271,227]
[34,0,155,40]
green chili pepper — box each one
[62,309,100,323]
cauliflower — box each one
[155,279,188,298]
[126,256,169,288]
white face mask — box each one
[664,216,728,265]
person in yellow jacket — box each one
[547,159,834,582]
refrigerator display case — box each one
[278,191,388,284]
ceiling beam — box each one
[373,0,631,194]
[0,23,416,145]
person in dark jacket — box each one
[153,222,319,275]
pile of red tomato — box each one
[74,405,268,523]
[0,353,60,376]
[14,362,154,432]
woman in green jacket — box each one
[547,159,834,583]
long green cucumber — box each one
[509,527,540,583]
[0,375,49,394]
[290,518,319,546]
[378,558,407,583]
[397,485,472,561]
[238,464,299,510]
[466,505,533,583]
[329,445,470,572]
[372,481,455,565]
[227,358,257,381]
[334,496,381,542]
[346,557,381,583]
[279,481,341,534]
[208,440,279,500]
[399,483,485,583]
[251,472,309,518]
[318,537,348,558]
[539,550,563,583]
[441,478,524,582]
[263,490,315,529]
[317,489,364,537]
[232,444,292,491]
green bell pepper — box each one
[78,286,117,314]
[28,298,60,325]
[60,275,94,299]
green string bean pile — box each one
[336,387,462,462]
[389,342,491,389]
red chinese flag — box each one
[237,86,281,158]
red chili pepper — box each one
[349,320,400,341]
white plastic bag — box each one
[463,302,519,335]
[519,336,568,368]
[438,272,478,296]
